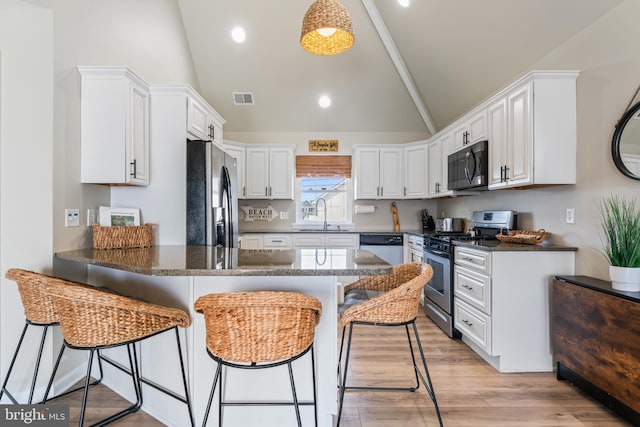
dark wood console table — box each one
[553,276,640,426]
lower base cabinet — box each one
[453,246,575,372]
[552,276,640,425]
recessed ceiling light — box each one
[398,0,410,7]
[318,95,331,108]
[231,27,246,43]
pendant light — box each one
[300,0,354,55]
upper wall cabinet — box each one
[79,66,150,186]
[245,145,295,199]
[224,141,246,199]
[354,146,404,200]
[452,108,488,152]
[488,71,579,189]
[427,133,452,198]
[404,142,429,199]
[187,92,224,147]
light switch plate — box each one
[566,208,575,224]
[65,209,80,227]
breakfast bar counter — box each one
[54,246,391,427]
[55,245,391,277]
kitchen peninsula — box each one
[55,246,392,427]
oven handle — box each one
[424,248,450,259]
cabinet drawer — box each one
[408,234,423,250]
[263,234,291,248]
[325,234,359,248]
[454,265,491,314]
[292,234,324,248]
[454,298,492,354]
[455,246,491,273]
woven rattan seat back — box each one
[5,269,59,324]
[43,278,190,348]
[340,262,433,327]
[195,291,322,363]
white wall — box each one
[50,0,201,253]
[0,0,54,400]
[439,0,640,281]
[0,0,202,401]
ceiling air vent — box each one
[233,92,254,105]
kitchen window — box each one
[295,155,353,227]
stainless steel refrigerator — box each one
[186,140,239,247]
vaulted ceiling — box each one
[177,0,623,137]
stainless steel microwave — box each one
[447,140,489,191]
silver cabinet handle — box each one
[265,187,268,196]
[130,159,137,178]
[462,319,473,327]
[462,284,474,291]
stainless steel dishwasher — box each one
[359,233,404,265]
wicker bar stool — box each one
[336,262,443,427]
[42,277,195,427]
[0,269,103,405]
[194,291,322,427]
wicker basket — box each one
[92,223,153,250]
[496,228,549,245]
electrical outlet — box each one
[566,208,575,224]
[280,211,288,220]
[65,209,80,227]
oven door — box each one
[422,248,451,314]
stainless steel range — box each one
[423,210,517,338]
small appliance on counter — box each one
[435,217,464,233]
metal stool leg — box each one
[42,346,104,404]
[0,323,30,404]
[287,361,302,427]
[202,362,222,427]
[411,321,443,427]
[174,327,196,427]
[336,323,354,427]
[311,347,318,427]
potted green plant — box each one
[600,195,640,291]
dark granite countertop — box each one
[452,239,578,252]
[239,229,424,235]
[55,245,392,277]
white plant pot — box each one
[609,265,640,292]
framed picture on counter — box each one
[99,206,140,226]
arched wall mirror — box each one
[612,100,640,181]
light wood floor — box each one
[54,314,632,426]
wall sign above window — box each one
[308,139,339,152]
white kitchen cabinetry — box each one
[427,134,451,198]
[79,66,150,186]
[354,146,403,200]
[406,234,424,263]
[187,93,224,147]
[404,142,429,199]
[245,146,295,199]
[224,142,246,199]
[292,233,359,249]
[452,108,487,152]
[263,234,292,249]
[239,234,263,249]
[453,245,575,372]
[488,71,578,189]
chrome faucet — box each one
[315,197,327,231]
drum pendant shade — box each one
[301,0,354,55]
